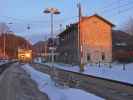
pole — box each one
[3,32,6,58]
[27,24,30,49]
[44,8,60,84]
[78,2,84,72]
[50,13,55,80]
[51,13,54,66]
[60,24,62,32]
[51,13,54,38]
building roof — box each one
[81,14,115,27]
[58,14,115,37]
[112,30,133,50]
[58,23,77,37]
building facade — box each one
[57,14,114,64]
[33,38,59,62]
[57,24,79,64]
[112,30,133,62]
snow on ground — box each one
[0,60,9,65]
[44,62,133,85]
[22,64,104,100]
[0,62,5,65]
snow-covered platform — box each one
[22,64,105,100]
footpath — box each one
[0,63,49,100]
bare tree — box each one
[0,22,10,34]
[123,17,133,35]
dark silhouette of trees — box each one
[123,17,133,35]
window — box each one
[102,52,105,60]
[87,54,90,61]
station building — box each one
[57,14,114,64]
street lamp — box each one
[44,7,60,80]
[26,24,31,49]
[44,8,60,38]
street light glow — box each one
[25,53,31,58]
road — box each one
[31,63,133,100]
[0,63,49,100]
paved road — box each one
[0,63,49,100]
[0,62,14,74]
[32,63,133,100]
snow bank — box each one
[22,64,104,100]
[0,60,9,65]
[45,63,133,85]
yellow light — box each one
[25,53,31,58]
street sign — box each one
[49,47,56,50]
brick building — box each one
[112,30,133,62]
[57,14,114,64]
[33,38,59,62]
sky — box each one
[0,0,133,44]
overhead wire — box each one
[99,1,133,14]
[1,0,133,34]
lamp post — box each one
[3,32,6,58]
[8,22,18,59]
[44,7,60,80]
[26,24,31,49]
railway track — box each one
[31,63,133,100]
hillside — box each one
[0,33,32,59]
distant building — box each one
[112,30,133,62]
[57,14,114,64]
[0,49,9,59]
[33,41,47,56]
[33,38,59,62]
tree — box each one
[123,17,133,35]
[0,33,32,59]
[0,22,10,33]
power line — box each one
[101,0,118,9]
[0,15,78,24]
[0,15,78,33]
[119,5,133,13]
[99,1,133,14]
[105,4,133,19]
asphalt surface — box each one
[0,63,49,100]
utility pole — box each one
[3,32,6,58]
[27,24,31,49]
[77,2,84,72]
[59,24,63,33]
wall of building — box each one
[57,15,113,64]
[57,26,79,64]
[80,16,112,64]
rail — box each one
[32,62,133,100]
